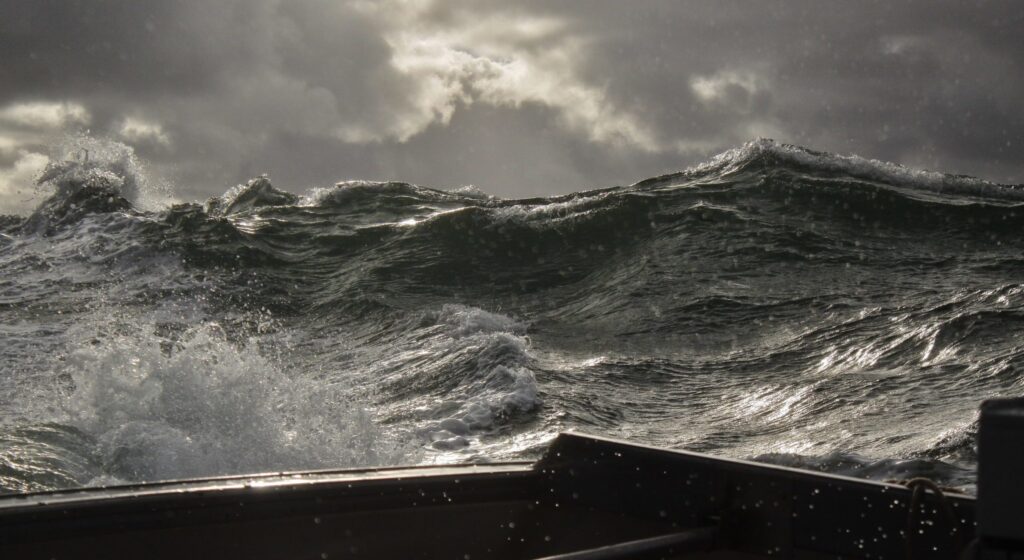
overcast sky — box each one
[1,1,1022,213]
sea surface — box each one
[3,138,1020,495]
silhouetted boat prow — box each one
[4,399,1024,559]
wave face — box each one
[3,138,1021,494]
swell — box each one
[15,139,1024,269]
[3,138,1023,493]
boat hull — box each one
[0,433,974,559]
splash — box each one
[36,133,173,211]
[61,319,412,483]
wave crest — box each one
[207,175,299,216]
[636,138,1024,203]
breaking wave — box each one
[2,137,1021,494]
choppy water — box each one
[3,138,1021,494]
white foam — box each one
[37,133,175,211]
[61,320,412,483]
[449,184,496,200]
[488,195,603,226]
[416,306,541,448]
[439,304,525,338]
[639,138,1024,203]
[208,175,298,216]
[301,180,427,207]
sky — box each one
[1,0,1022,214]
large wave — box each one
[2,138,1020,494]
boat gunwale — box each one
[544,432,976,504]
[0,461,535,511]
[0,431,977,513]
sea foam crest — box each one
[448,184,495,201]
[207,175,298,216]
[300,180,473,208]
[425,306,540,450]
[638,138,1024,202]
[62,320,410,483]
[441,305,525,338]
[36,134,171,210]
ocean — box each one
[2,137,1018,495]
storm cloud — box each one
[1,0,1021,213]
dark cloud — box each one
[548,1,1024,176]
[0,1,268,99]
[1,0,1022,213]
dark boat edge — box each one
[8,396,1024,558]
[0,431,944,512]
[0,428,993,559]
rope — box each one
[903,477,964,560]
